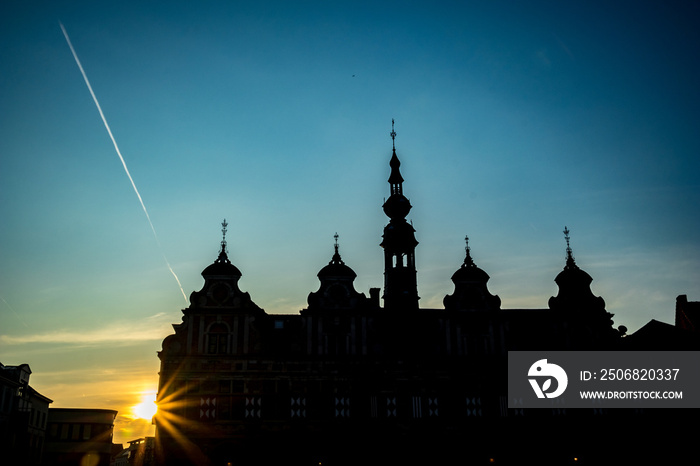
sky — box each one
[1,0,699,446]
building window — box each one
[206,323,229,354]
[219,380,231,393]
[232,380,244,393]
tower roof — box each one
[388,151,404,185]
[444,236,500,311]
[202,250,242,277]
[383,119,412,220]
[306,233,367,311]
[549,226,605,311]
[388,119,405,187]
[553,226,591,285]
[451,236,490,283]
[318,233,357,279]
[202,219,242,277]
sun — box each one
[132,391,158,420]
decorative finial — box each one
[221,219,229,254]
[330,232,344,265]
[563,226,576,268]
[464,235,475,267]
[390,119,396,151]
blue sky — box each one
[1,0,699,444]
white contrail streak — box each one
[0,295,29,328]
[60,22,188,303]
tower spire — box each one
[330,232,344,265]
[387,119,404,196]
[214,219,232,266]
[464,235,475,267]
[220,219,229,255]
[563,226,577,269]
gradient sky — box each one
[1,0,699,445]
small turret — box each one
[444,236,501,311]
[188,220,259,311]
[306,233,369,312]
[548,227,617,348]
[548,227,606,313]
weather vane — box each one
[390,119,397,150]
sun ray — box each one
[153,364,215,464]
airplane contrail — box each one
[60,22,188,303]
[0,295,29,328]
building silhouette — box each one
[44,408,118,466]
[113,437,155,466]
[0,363,52,465]
[154,124,696,465]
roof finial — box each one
[221,219,229,254]
[390,118,397,151]
[464,235,475,267]
[563,226,576,268]
[330,232,345,265]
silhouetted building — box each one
[620,295,700,350]
[0,363,52,466]
[155,125,694,465]
[113,437,155,466]
[45,408,117,466]
[676,294,700,333]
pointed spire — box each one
[330,232,345,265]
[388,119,404,194]
[220,219,229,254]
[201,218,241,278]
[215,219,231,265]
[563,226,577,270]
[463,235,475,267]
